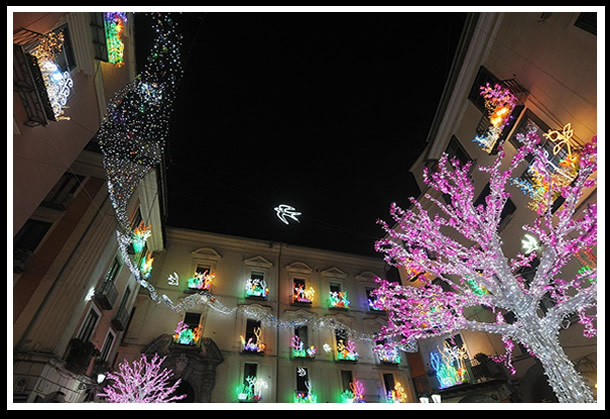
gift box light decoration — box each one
[187,269,215,291]
[293,283,315,304]
[291,335,317,359]
[430,342,470,389]
[336,339,359,361]
[172,320,202,346]
[29,30,73,121]
[236,376,265,402]
[329,290,351,309]
[132,221,151,253]
[245,274,269,298]
[472,83,519,153]
[340,381,366,403]
[241,327,266,353]
[104,12,128,67]
[386,382,408,403]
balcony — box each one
[13,28,55,127]
[94,280,118,310]
[111,306,130,331]
[64,338,100,375]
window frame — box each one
[76,304,102,343]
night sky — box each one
[135,12,467,256]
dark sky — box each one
[135,12,467,256]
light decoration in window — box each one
[336,339,359,361]
[510,124,583,214]
[104,12,128,67]
[386,382,408,403]
[140,251,154,279]
[329,290,350,309]
[236,376,265,402]
[430,341,470,389]
[472,83,519,153]
[245,274,268,298]
[291,335,317,359]
[132,221,151,253]
[293,283,315,304]
[241,327,266,353]
[29,30,73,121]
[172,320,202,346]
[187,269,215,291]
[167,272,179,286]
[340,381,366,403]
[375,344,401,364]
[294,380,317,403]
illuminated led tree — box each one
[373,132,597,403]
[97,353,186,403]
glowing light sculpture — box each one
[187,269,215,291]
[132,221,151,253]
[291,335,317,359]
[336,339,359,362]
[274,204,301,225]
[373,130,597,403]
[246,275,269,298]
[293,283,315,304]
[172,321,202,346]
[241,327,266,354]
[472,83,519,153]
[97,353,186,403]
[430,342,470,389]
[340,381,366,403]
[386,382,408,403]
[30,30,73,121]
[236,376,264,402]
[329,290,351,309]
[104,12,128,67]
[140,251,154,279]
[375,344,401,364]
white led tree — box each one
[373,130,597,403]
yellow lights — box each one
[489,105,511,127]
[544,122,575,156]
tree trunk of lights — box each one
[516,313,595,403]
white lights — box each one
[84,287,96,302]
[167,272,179,286]
[274,204,301,225]
[521,234,540,255]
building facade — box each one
[116,227,419,403]
[11,11,165,403]
[400,11,598,402]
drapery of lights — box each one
[29,30,73,121]
[104,12,128,67]
[373,129,597,402]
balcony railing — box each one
[111,306,130,331]
[94,280,119,310]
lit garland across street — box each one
[373,129,597,402]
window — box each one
[184,312,202,330]
[99,329,116,362]
[77,307,100,342]
[41,172,84,210]
[14,219,52,252]
[574,12,596,35]
[90,13,109,61]
[366,287,383,311]
[508,110,574,213]
[445,135,470,167]
[292,278,313,304]
[474,183,516,231]
[382,373,396,395]
[296,367,309,393]
[329,282,350,309]
[129,207,143,231]
[244,363,257,381]
[246,271,268,299]
[104,256,122,282]
[468,66,500,112]
[340,370,353,392]
[295,325,309,347]
[385,266,402,285]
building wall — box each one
[404,11,597,401]
[118,227,418,403]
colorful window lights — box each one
[430,341,470,389]
[245,271,268,299]
[241,326,266,354]
[236,376,264,402]
[291,335,317,359]
[386,382,409,403]
[340,381,366,403]
[375,342,401,365]
[172,320,202,346]
[292,278,314,304]
[336,338,359,362]
[329,284,350,309]
[187,268,215,291]
[104,12,128,67]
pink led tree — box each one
[97,353,186,403]
[373,131,597,403]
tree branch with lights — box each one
[373,130,597,403]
